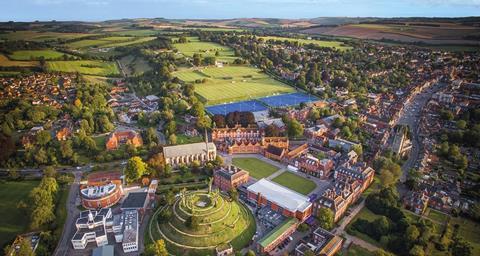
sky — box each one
[1,0,479,21]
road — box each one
[396,82,446,182]
[53,171,82,256]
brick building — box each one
[213,165,249,192]
[105,130,143,150]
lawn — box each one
[9,50,71,60]
[0,180,40,249]
[344,244,375,256]
[426,209,449,224]
[260,36,352,51]
[232,157,279,180]
[451,217,480,255]
[176,134,204,145]
[174,66,294,105]
[0,54,38,67]
[271,171,316,195]
[174,36,237,63]
[46,60,120,76]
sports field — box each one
[46,60,120,76]
[67,36,156,49]
[174,37,236,63]
[9,49,71,60]
[260,36,352,51]
[258,92,319,107]
[232,157,279,180]
[174,66,294,105]
[206,100,268,115]
[271,172,316,195]
[0,54,38,67]
[0,180,40,249]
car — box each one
[76,166,81,170]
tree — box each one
[316,207,334,230]
[36,130,51,146]
[229,187,239,201]
[245,250,256,256]
[125,156,147,183]
[168,134,177,145]
[409,245,425,256]
[451,239,473,256]
[287,118,304,138]
[153,239,169,256]
[43,166,57,178]
[59,140,74,161]
[15,238,34,256]
[405,225,420,243]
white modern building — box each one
[71,208,112,249]
[71,208,139,253]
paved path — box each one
[54,171,82,256]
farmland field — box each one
[9,49,71,60]
[0,54,38,67]
[67,36,156,49]
[0,31,93,41]
[46,60,120,76]
[174,37,236,63]
[260,36,352,51]
[0,180,40,249]
[232,157,279,180]
[271,171,316,195]
[174,66,294,105]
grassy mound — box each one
[153,190,255,255]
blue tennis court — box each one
[206,100,268,115]
[258,92,319,107]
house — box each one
[56,127,72,141]
[295,227,343,256]
[214,165,249,192]
[295,155,334,179]
[264,144,287,161]
[304,124,328,139]
[105,130,143,150]
[404,191,429,215]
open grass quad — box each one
[0,54,38,67]
[8,49,71,60]
[150,190,255,255]
[232,157,279,180]
[173,36,237,63]
[260,36,352,51]
[174,66,294,105]
[271,171,316,195]
[46,60,120,76]
[0,180,40,249]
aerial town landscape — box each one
[0,1,479,256]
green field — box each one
[174,66,294,105]
[176,134,204,145]
[150,190,255,255]
[67,36,156,49]
[260,36,352,51]
[46,60,120,76]
[0,31,93,42]
[174,37,236,63]
[9,49,71,60]
[452,217,480,255]
[0,54,38,67]
[232,157,279,180]
[0,180,40,249]
[271,171,316,195]
[344,244,375,256]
